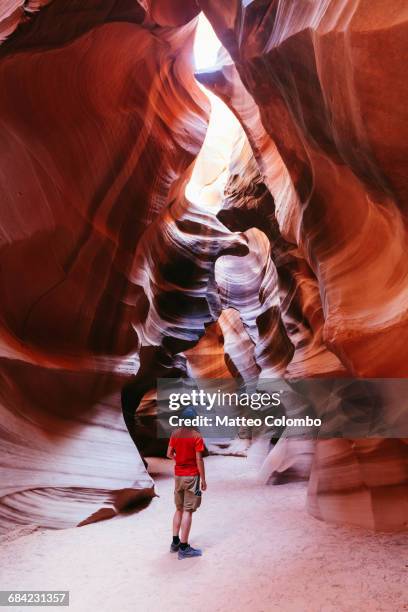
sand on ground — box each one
[0,456,407,612]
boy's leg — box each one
[173,509,182,538]
[171,477,184,552]
[170,509,182,552]
[178,509,202,558]
[177,478,202,558]
[180,510,193,544]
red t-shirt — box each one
[169,431,205,476]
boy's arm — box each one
[167,443,175,460]
[196,452,207,490]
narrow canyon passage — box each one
[0,3,407,610]
[1,456,406,612]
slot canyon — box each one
[0,0,407,553]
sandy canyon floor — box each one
[0,456,406,612]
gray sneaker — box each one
[178,545,202,559]
[170,542,180,553]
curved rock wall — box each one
[199,0,408,377]
[197,0,408,530]
[0,0,209,530]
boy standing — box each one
[167,407,207,559]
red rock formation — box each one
[198,0,408,530]
[307,438,408,531]
[0,0,209,530]
[143,0,200,27]
[199,0,408,377]
[0,1,52,44]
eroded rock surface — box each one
[0,0,208,530]
[197,0,408,530]
[199,0,408,377]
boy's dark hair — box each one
[180,406,198,423]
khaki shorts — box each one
[174,475,202,512]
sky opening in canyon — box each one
[194,13,222,70]
[186,14,244,210]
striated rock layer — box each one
[197,0,408,530]
[0,0,209,530]
[199,0,408,377]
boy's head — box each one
[180,406,198,425]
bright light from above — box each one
[185,13,245,211]
[194,13,222,70]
